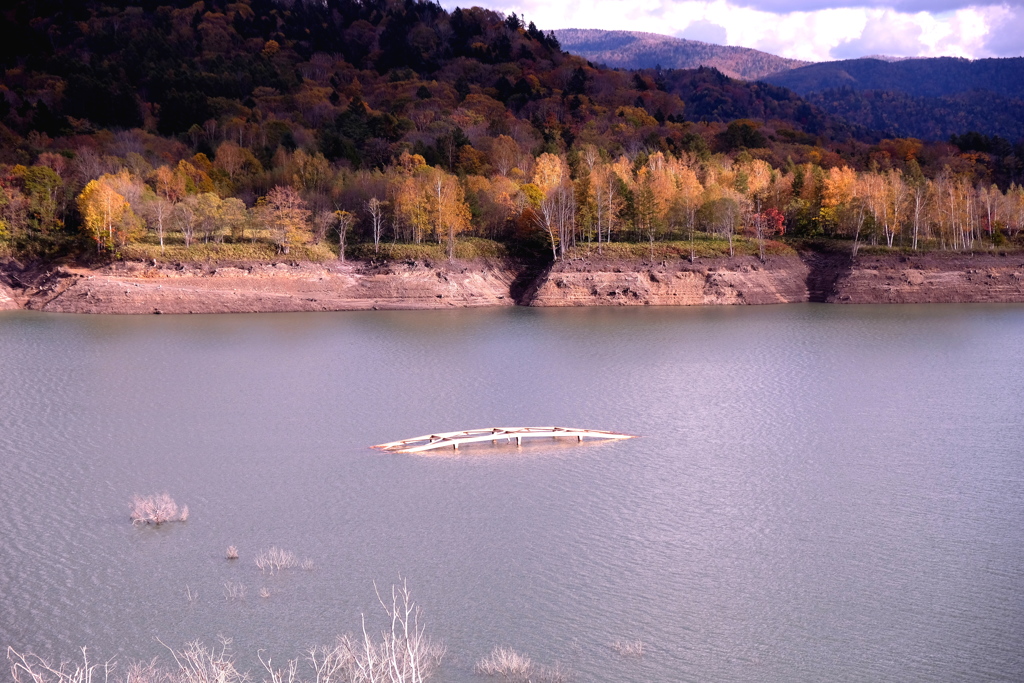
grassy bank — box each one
[119,237,508,264]
[346,237,508,261]
[567,236,796,260]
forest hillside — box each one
[0,0,1022,267]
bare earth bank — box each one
[2,252,1024,314]
[526,252,1024,306]
[6,260,515,314]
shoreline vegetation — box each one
[2,0,1024,313]
[3,3,1024,285]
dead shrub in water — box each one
[8,646,113,683]
[254,547,313,575]
[161,639,247,683]
[130,493,188,526]
[223,582,246,601]
[8,582,445,683]
[476,647,532,679]
[306,579,445,683]
[8,644,238,683]
[610,639,645,657]
[225,546,238,560]
[475,647,571,683]
[122,658,178,683]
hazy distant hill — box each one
[555,30,1024,141]
[802,89,1024,142]
[554,28,810,81]
[763,57,1024,99]
[764,57,1024,140]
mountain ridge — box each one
[554,28,1024,141]
[762,56,1024,99]
[554,28,810,81]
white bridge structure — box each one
[372,426,635,454]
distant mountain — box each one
[652,66,870,141]
[860,55,915,63]
[802,89,1024,142]
[762,57,1024,99]
[555,31,1024,142]
[554,28,810,81]
[763,57,1024,141]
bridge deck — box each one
[372,426,635,453]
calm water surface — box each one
[1,305,1023,682]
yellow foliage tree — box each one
[427,169,471,260]
[392,172,432,243]
[532,153,565,196]
[261,185,311,254]
[77,176,144,252]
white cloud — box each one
[680,19,729,43]
[439,0,1024,60]
[984,4,1024,54]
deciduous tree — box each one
[262,185,312,254]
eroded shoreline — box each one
[3,251,1024,315]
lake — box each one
[1,304,1023,682]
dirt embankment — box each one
[0,282,19,310]
[522,255,811,306]
[520,252,1024,306]
[827,253,1024,304]
[3,251,1024,314]
[0,265,28,310]
[8,260,517,314]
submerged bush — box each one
[130,493,188,526]
[476,647,533,678]
[610,639,645,657]
[475,647,570,682]
[8,580,444,683]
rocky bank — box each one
[5,260,515,314]
[825,253,1024,304]
[524,255,811,306]
[0,280,19,310]
[2,251,1024,314]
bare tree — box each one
[910,180,927,250]
[537,183,576,260]
[335,210,354,262]
[140,194,171,253]
[489,135,520,177]
[262,186,312,255]
[366,197,387,254]
[312,210,334,245]
[172,201,198,248]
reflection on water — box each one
[1,305,1023,682]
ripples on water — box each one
[1,305,1023,682]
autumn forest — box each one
[2,0,1024,265]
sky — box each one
[439,0,1024,61]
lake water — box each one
[1,305,1023,682]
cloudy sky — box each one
[440,0,1024,61]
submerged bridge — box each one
[372,426,635,454]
